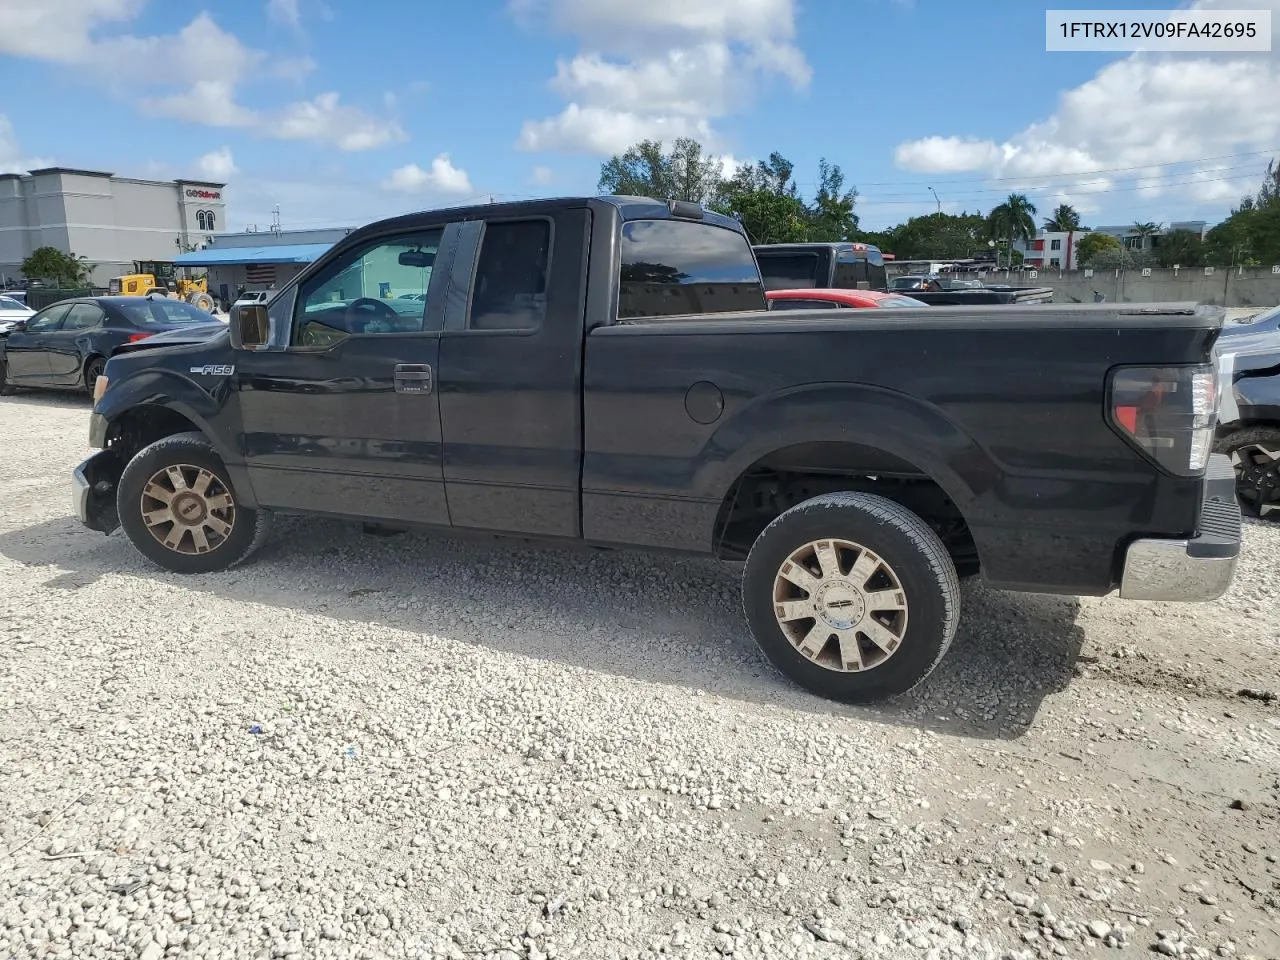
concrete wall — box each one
[910,266,1280,307]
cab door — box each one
[435,208,589,538]
[236,225,453,526]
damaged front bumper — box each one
[72,448,124,534]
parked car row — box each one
[0,295,226,395]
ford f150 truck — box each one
[72,196,1242,704]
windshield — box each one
[877,295,929,307]
[0,295,28,310]
[116,299,215,327]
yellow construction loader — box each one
[109,263,216,312]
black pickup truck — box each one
[72,195,1242,704]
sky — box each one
[1,0,1278,234]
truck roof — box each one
[753,241,882,252]
[342,195,746,248]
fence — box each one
[24,287,108,310]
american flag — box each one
[245,264,275,286]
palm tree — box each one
[1043,203,1083,232]
[1131,220,1160,252]
[988,193,1038,268]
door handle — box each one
[393,363,432,394]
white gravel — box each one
[1,392,1278,960]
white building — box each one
[1013,220,1211,270]
[0,167,227,286]
[1090,221,1209,253]
[1013,230,1082,270]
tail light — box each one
[1109,364,1218,475]
[93,375,109,402]
[127,332,153,343]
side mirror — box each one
[229,304,268,350]
[10,319,27,332]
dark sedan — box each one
[0,296,221,396]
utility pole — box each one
[929,186,941,213]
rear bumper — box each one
[1119,454,1241,602]
[72,449,123,534]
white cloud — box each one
[273,93,406,151]
[0,0,145,62]
[0,114,52,174]
[141,80,259,128]
[890,0,1280,216]
[894,137,1003,174]
[266,0,301,27]
[518,104,712,154]
[91,12,265,90]
[274,56,317,82]
[0,4,401,153]
[530,165,554,185]
[513,0,808,155]
[195,147,238,182]
[382,155,474,194]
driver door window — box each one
[26,304,71,333]
[292,228,444,348]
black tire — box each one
[83,355,106,394]
[117,431,271,574]
[1215,426,1280,520]
[0,353,14,396]
[742,492,960,703]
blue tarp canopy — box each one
[173,243,333,266]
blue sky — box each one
[1,0,1277,233]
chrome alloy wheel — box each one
[140,463,237,555]
[772,538,909,673]
[1230,443,1280,518]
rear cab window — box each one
[618,219,766,319]
[756,252,822,291]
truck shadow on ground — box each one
[0,513,1087,742]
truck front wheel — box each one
[116,432,270,574]
[742,492,960,703]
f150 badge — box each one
[189,365,235,376]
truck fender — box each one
[699,381,999,514]
[94,368,244,474]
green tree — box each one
[597,137,724,204]
[22,246,92,286]
[600,139,865,246]
[987,194,1037,267]
[807,158,859,241]
[712,152,810,244]
[1074,232,1123,266]
[1202,158,1280,266]
[868,212,990,260]
[1043,203,1084,231]
[1155,228,1205,268]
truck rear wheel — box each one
[117,432,270,574]
[742,492,960,703]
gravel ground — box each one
[0,393,1277,960]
